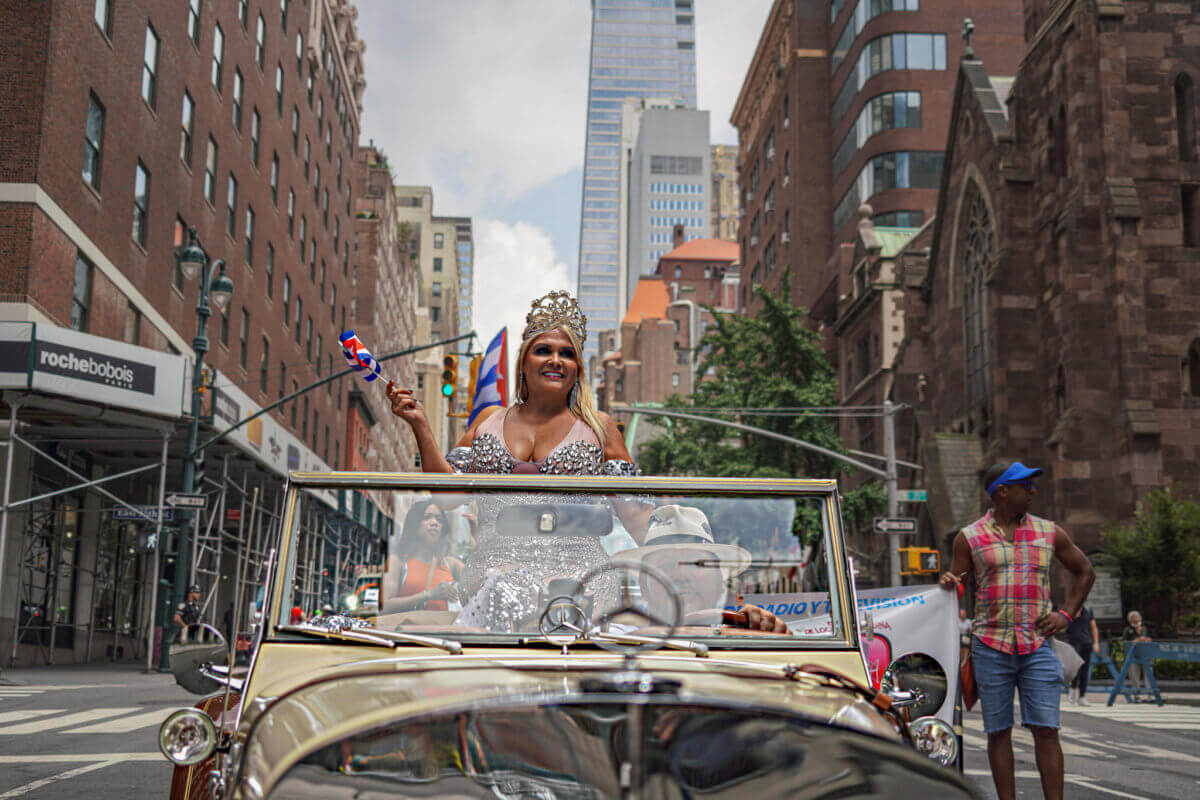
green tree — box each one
[1101,487,1200,630]
[639,269,885,535]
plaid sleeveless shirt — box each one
[963,510,1056,654]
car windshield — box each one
[272,475,851,646]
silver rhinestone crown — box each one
[522,290,587,344]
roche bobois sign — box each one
[0,321,186,417]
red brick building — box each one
[0,0,403,666]
[891,0,1200,562]
[730,0,1023,319]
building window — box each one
[71,253,93,332]
[280,0,288,31]
[244,206,255,263]
[291,382,299,426]
[671,373,680,387]
[226,173,238,236]
[832,91,922,178]
[433,257,443,272]
[173,216,188,289]
[833,150,943,230]
[250,108,260,164]
[305,316,313,359]
[237,0,248,27]
[255,14,265,67]
[831,32,946,123]
[1186,339,1200,397]
[187,0,201,46]
[279,362,286,399]
[232,68,243,130]
[94,0,112,37]
[313,165,321,202]
[432,281,442,298]
[294,297,302,343]
[961,187,995,408]
[275,65,284,114]
[83,93,104,190]
[306,72,314,106]
[261,338,270,391]
[211,23,224,90]
[431,306,441,322]
[219,308,229,346]
[282,276,291,324]
[330,284,336,321]
[1176,73,1196,162]
[132,161,150,247]
[179,91,194,165]
[287,190,295,235]
[299,216,307,258]
[142,25,159,108]
[204,136,218,204]
[434,233,444,248]
[123,300,142,345]
[1183,184,1200,247]
[239,309,250,368]
[303,137,310,178]
[266,242,275,297]
[295,31,304,76]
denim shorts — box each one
[971,637,1063,733]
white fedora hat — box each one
[613,505,751,578]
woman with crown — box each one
[386,290,645,629]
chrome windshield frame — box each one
[267,472,858,650]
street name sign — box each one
[166,493,207,509]
[897,489,927,502]
[874,517,918,534]
[113,505,174,521]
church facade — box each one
[890,0,1200,555]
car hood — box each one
[236,655,900,797]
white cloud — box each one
[695,0,776,145]
[355,1,590,215]
[472,220,573,391]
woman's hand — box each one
[386,384,428,429]
[430,582,458,602]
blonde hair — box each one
[516,325,606,447]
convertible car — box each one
[160,473,976,799]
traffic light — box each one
[467,355,483,403]
[899,547,940,575]
[441,355,458,399]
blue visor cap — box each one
[987,462,1044,495]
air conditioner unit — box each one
[750,235,759,247]
[783,175,790,187]
[783,117,790,129]
[767,146,776,160]
[781,232,791,244]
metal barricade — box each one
[1107,641,1200,706]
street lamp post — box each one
[159,227,233,670]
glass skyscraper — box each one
[577,0,698,365]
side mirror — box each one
[880,652,947,717]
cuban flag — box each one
[467,329,508,427]
[339,330,383,383]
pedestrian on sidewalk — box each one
[939,461,1095,800]
[1122,610,1152,699]
[1064,605,1099,705]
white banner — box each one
[737,585,960,724]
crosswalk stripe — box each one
[0,708,138,735]
[0,710,66,725]
[68,707,176,734]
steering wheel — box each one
[577,561,683,656]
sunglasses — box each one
[1003,479,1036,491]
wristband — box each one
[1057,609,1073,623]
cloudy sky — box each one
[354,0,773,375]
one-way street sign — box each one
[873,516,918,534]
[166,493,207,509]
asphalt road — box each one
[1,665,1198,798]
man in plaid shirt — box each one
[940,461,1094,800]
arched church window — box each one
[961,186,996,408]
[1176,73,1196,162]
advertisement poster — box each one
[738,585,960,724]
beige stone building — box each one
[710,144,740,242]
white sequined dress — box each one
[444,407,639,631]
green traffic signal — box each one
[441,382,454,397]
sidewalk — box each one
[0,663,178,689]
